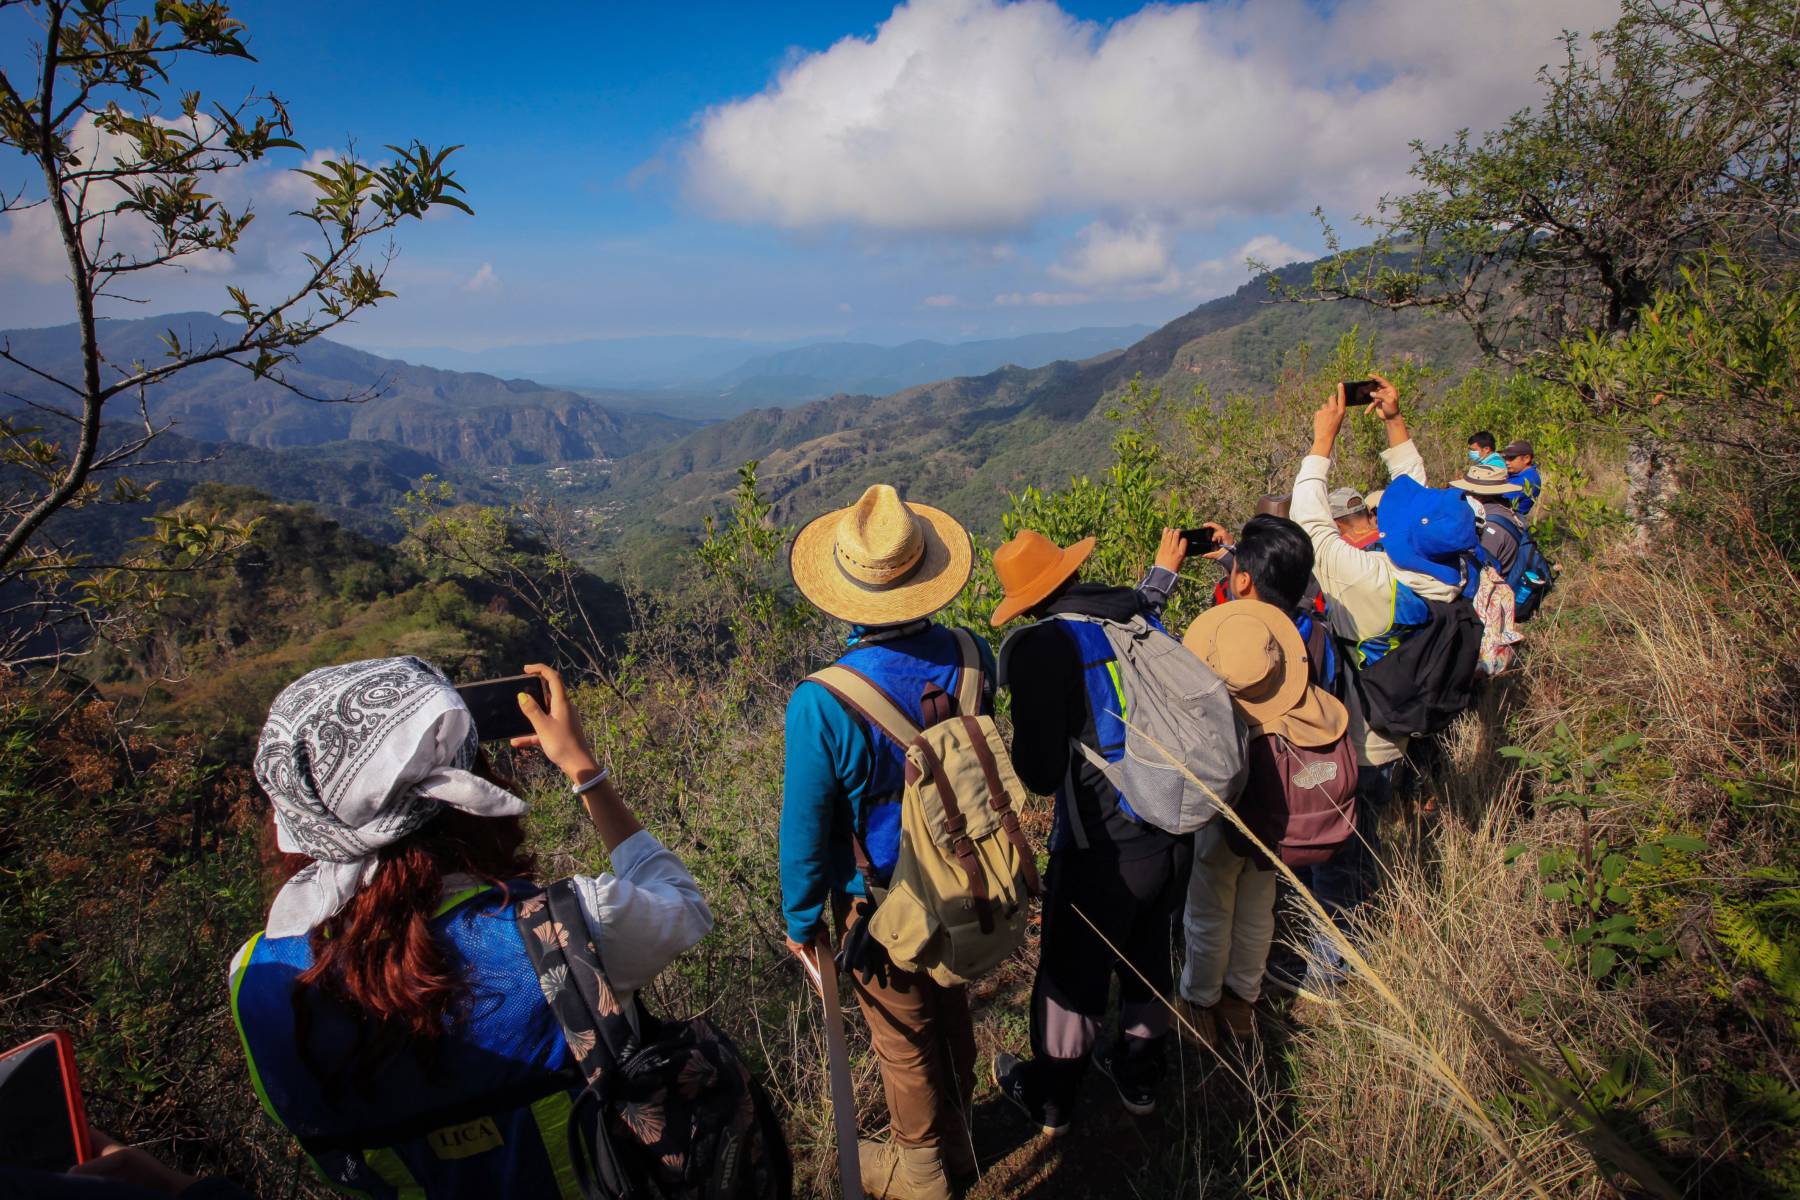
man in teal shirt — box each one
[780,483,989,1200]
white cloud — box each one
[462,262,501,294]
[994,290,1089,307]
[921,293,961,308]
[1050,221,1176,289]
[687,0,1617,235]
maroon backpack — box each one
[1225,731,1359,868]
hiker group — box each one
[53,380,1551,1200]
[775,377,1554,1199]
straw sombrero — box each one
[788,484,972,625]
[1448,463,1524,497]
[1183,601,1347,746]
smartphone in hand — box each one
[1178,527,1220,557]
[1342,379,1380,406]
[455,673,550,742]
[0,1032,91,1171]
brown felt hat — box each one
[989,529,1095,628]
[788,484,972,625]
[1449,463,1524,497]
[1183,600,1348,746]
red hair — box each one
[268,767,536,1079]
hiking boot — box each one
[1176,996,1218,1048]
[859,1139,952,1200]
[1215,990,1257,1038]
[992,1052,1070,1138]
[1092,1042,1157,1117]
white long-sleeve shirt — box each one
[1292,438,1461,767]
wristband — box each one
[571,766,611,796]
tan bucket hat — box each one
[788,484,973,625]
[1449,463,1524,497]
[989,529,1095,628]
[1182,600,1348,746]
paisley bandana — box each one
[254,656,527,937]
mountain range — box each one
[1,254,1479,579]
[0,313,698,467]
[373,324,1154,412]
[590,263,1480,559]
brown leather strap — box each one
[913,732,994,934]
[961,716,1042,897]
[920,682,953,729]
[949,628,984,717]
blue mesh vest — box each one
[1345,544,1434,668]
[230,884,587,1200]
[831,624,971,881]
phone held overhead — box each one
[0,1031,91,1172]
[454,673,549,743]
[1341,379,1381,406]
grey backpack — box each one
[1005,613,1247,836]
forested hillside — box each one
[591,264,1478,571]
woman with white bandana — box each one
[228,657,713,1198]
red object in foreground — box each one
[0,1030,92,1170]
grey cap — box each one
[1502,439,1534,458]
[1328,486,1368,519]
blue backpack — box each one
[1487,507,1555,621]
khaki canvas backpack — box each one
[807,630,1041,987]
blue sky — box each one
[0,0,1616,351]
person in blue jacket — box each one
[1503,439,1544,517]
[228,657,716,1200]
[781,484,991,1200]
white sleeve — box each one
[1293,453,1385,639]
[1382,438,1428,485]
[569,830,714,995]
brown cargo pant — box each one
[837,902,977,1162]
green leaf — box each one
[1606,885,1632,904]
[1503,843,1531,865]
[1589,947,1619,978]
[1638,843,1665,866]
[1544,882,1571,902]
[1662,834,1707,854]
[1602,853,1628,883]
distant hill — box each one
[703,326,1154,408]
[381,325,1155,416]
[378,333,782,392]
[0,313,701,467]
[594,259,1482,563]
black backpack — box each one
[516,880,792,1200]
[1353,597,1483,737]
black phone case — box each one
[456,676,547,742]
